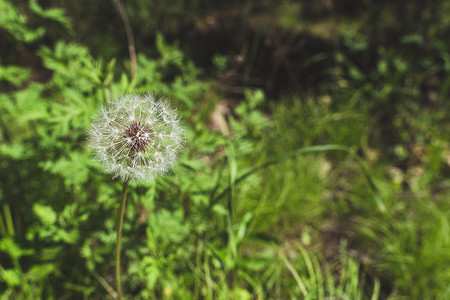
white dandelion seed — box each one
[87,94,185,183]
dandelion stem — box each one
[115,180,129,299]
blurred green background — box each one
[1,0,449,299]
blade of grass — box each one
[238,270,264,300]
[226,139,237,220]
[89,269,116,299]
[226,139,238,261]
[279,251,308,297]
[203,250,214,300]
[310,249,325,300]
[371,276,380,300]
[298,243,318,297]
[3,204,15,236]
[0,212,7,236]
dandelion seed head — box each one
[87,94,185,183]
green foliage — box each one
[0,0,45,42]
[1,0,449,299]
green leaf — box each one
[29,0,72,31]
[0,1,45,42]
[148,209,189,244]
[0,65,31,86]
[40,152,91,187]
[0,269,21,287]
[56,229,79,244]
[230,287,252,300]
[27,264,58,281]
[212,204,228,216]
[0,142,30,160]
[33,203,57,226]
[0,237,34,259]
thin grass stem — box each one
[112,0,137,77]
[279,251,308,297]
[3,204,15,236]
[115,180,129,300]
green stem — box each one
[115,180,129,300]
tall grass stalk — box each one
[115,180,129,300]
